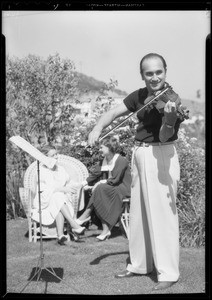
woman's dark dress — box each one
[86,154,131,227]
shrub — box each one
[176,127,205,247]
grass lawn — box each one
[4,218,206,296]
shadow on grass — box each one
[90,252,158,283]
[19,267,65,294]
[28,267,64,283]
[111,226,126,238]
[90,251,129,265]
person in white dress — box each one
[31,146,85,245]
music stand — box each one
[8,136,69,293]
[19,160,65,293]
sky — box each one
[2,10,210,101]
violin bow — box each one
[99,85,170,142]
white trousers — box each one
[127,144,180,282]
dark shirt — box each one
[86,159,108,186]
[86,155,131,196]
[123,87,183,142]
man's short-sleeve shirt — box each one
[123,87,182,142]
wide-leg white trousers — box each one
[127,143,180,282]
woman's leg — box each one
[101,221,111,235]
[96,217,111,240]
[55,211,65,238]
[78,207,92,220]
[60,204,82,229]
[78,195,94,221]
[95,209,111,235]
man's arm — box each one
[88,102,130,145]
[159,101,178,143]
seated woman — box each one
[76,136,131,241]
[31,145,85,245]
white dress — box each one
[31,164,77,225]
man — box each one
[88,53,185,291]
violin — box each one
[144,82,189,121]
[98,83,189,142]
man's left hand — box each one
[164,101,178,126]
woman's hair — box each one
[140,53,167,75]
[41,144,56,156]
[101,135,120,154]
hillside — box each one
[181,98,205,117]
[75,72,205,117]
[75,72,128,97]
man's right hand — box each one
[88,128,102,146]
[87,102,129,146]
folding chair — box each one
[83,185,130,239]
[120,197,130,239]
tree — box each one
[6,53,78,147]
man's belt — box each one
[134,140,175,147]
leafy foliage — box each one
[6,53,79,145]
[176,128,205,247]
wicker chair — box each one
[19,155,89,242]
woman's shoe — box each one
[69,231,79,242]
[72,226,86,235]
[76,216,91,226]
[96,231,111,241]
[57,235,67,246]
[70,227,85,242]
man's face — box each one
[141,57,166,94]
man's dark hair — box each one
[140,53,167,75]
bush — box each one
[176,128,205,247]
